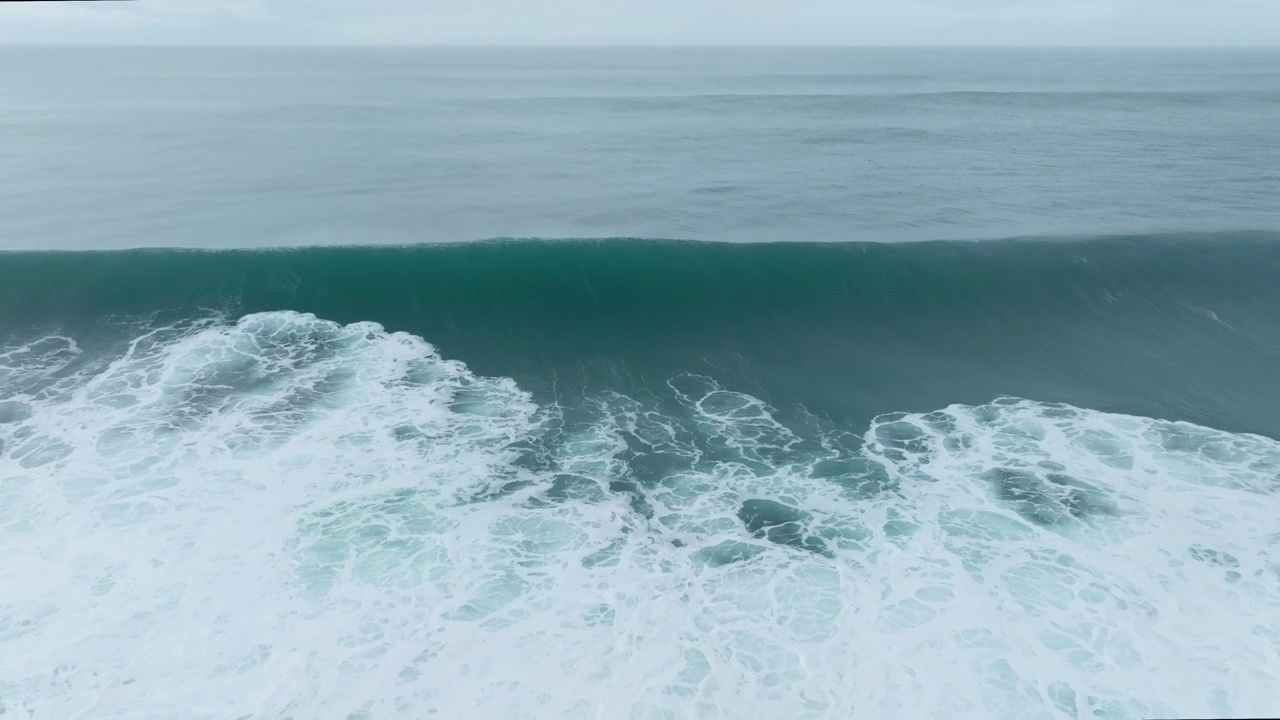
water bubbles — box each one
[2,316,1278,718]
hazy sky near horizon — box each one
[1,0,1278,46]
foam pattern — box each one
[2,313,1277,719]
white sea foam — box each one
[2,312,1277,719]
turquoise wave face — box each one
[3,233,1279,436]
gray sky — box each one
[2,0,1278,45]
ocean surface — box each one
[2,47,1280,719]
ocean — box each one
[1,47,1279,719]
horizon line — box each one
[2,41,1279,49]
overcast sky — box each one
[2,0,1278,45]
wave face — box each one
[2,235,1280,718]
[3,233,1280,436]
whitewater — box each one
[2,311,1277,719]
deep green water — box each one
[5,234,1279,437]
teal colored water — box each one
[5,235,1280,438]
[1,48,1279,719]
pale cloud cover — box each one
[1,0,1277,45]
